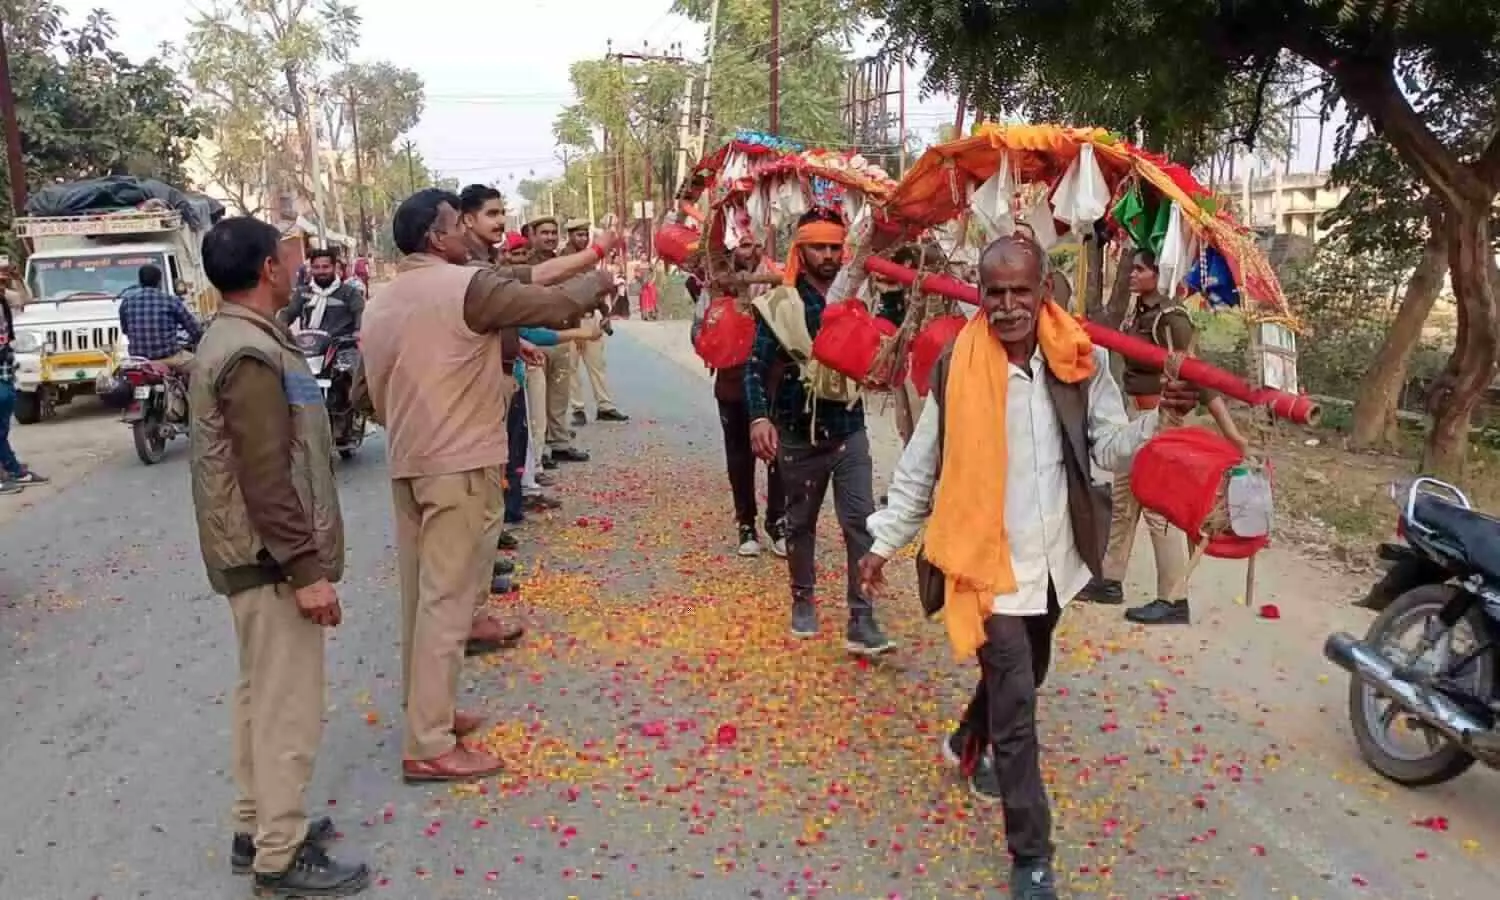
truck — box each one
[8,177,223,424]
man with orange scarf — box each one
[858,236,1198,900]
[745,208,893,655]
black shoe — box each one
[1078,577,1124,605]
[1124,598,1191,625]
[572,410,588,426]
[490,574,514,595]
[970,752,1003,805]
[525,493,563,511]
[252,841,370,896]
[497,531,519,552]
[541,455,559,471]
[1010,859,1058,900]
[493,559,515,577]
[232,817,337,875]
[552,446,590,463]
[596,408,630,423]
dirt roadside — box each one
[616,318,1500,869]
[1,397,127,528]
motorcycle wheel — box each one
[1347,584,1493,786]
[132,417,169,465]
[338,411,367,460]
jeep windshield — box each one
[27,252,167,302]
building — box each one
[1216,171,1348,241]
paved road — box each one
[2,332,1496,899]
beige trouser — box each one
[1102,396,1190,600]
[569,316,615,413]
[523,362,547,488]
[229,582,325,875]
[393,466,505,761]
[543,343,576,449]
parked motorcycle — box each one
[1324,477,1500,786]
[295,328,366,459]
[113,358,189,464]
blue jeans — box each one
[0,381,24,476]
[504,388,527,523]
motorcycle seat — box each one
[1414,494,1500,580]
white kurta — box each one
[868,346,1157,616]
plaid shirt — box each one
[118,285,202,361]
[744,275,866,444]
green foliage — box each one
[674,0,862,147]
[1278,239,1449,402]
[0,1,205,250]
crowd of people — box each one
[176,174,1221,898]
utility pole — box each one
[0,16,26,217]
[402,140,417,194]
[768,0,781,135]
[897,62,908,176]
[307,88,329,247]
[695,0,721,159]
[347,86,370,254]
[674,75,696,191]
[606,42,687,249]
[586,157,596,227]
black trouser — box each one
[959,583,1062,864]
[778,430,876,617]
[504,387,528,524]
[717,396,786,530]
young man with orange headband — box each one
[744,208,893,656]
[857,235,1200,900]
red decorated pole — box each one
[862,256,1319,425]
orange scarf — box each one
[783,220,846,286]
[923,302,1095,660]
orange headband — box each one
[784,220,848,285]
[794,221,846,245]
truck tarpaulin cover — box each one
[25,176,226,230]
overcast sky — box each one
[81,0,1332,192]
[83,0,962,191]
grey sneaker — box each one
[736,525,762,557]
[1010,860,1058,900]
[0,482,21,495]
[845,616,896,656]
[790,599,818,638]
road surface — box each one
[1,326,1496,899]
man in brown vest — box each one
[858,236,1197,900]
[190,216,369,896]
[361,189,600,783]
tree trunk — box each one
[1104,245,1133,327]
[1349,231,1448,450]
[1083,226,1106,320]
[1423,205,1497,475]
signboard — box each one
[17,212,180,238]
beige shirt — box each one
[360,254,589,480]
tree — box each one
[324,61,425,241]
[674,0,861,146]
[873,0,1500,473]
[185,0,362,208]
[0,2,205,250]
